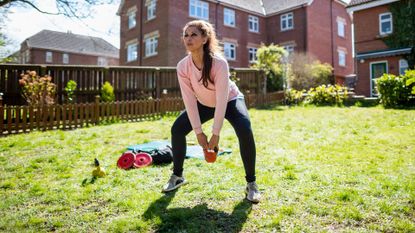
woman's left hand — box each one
[208,134,220,151]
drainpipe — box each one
[304,5,308,52]
[330,0,335,81]
[139,0,143,66]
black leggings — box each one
[171,98,256,182]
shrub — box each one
[376,71,414,108]
[285,89,306,105]
[101,81,115,102]
[252,44,285,92]
[64,80,77,103]
[287,53,333,90]
[18,71,56,106]
[306,84,348,106]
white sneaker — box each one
[162,174,187,192]
[245,181,261,203]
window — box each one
[337,19,345,37]
[379,12,392,35]
[189,0,209,20]
[248,47,257,63]
[283,45,295,55]
[281,12,294,31]
[127,43,138,62]
[224,8,235,27]
[145,36,158,57]
[63,53,69,64]
[224,42,236,60]
[147,0,156,20]
[46,51,52,63]
[128,10,136,29]
[399,59,408,75]
[248,15,259,32]
[338,50,346,67]
[97,57,108,66]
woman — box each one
[162,20,260,203]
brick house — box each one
[19,30,119,65]
[347,0,412,96]
[117,0,354,82]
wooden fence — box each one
[1,91,284,135]
[0,64,265,105]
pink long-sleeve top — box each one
[176,54,241,136]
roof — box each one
[348,0,374,6]
[24,30,119,58]
[118,0,348,17]
[356,47,412,60]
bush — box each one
[306,84,348,106]
[287,53,333,90]
[64,80,77,103]
[18,71,56,106]
[101,81,115,102]
[376,70,415,108]
[285,89,305,105]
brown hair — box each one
[183,20,221,88]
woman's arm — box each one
[177,65,203,135]
[212,59,230,136]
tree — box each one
[383,0,415,68]
[0,0,117,18]
[252,43,286,92]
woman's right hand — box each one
[196,132,208,150]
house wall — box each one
[353,5,390,53]
[266,7,307,52]
[28,48,118,65]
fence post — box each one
[0,93,3,135]
[95,95,100,125]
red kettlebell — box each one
[204,147,218,163]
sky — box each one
[1,0,121,55]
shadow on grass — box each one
[143,190,252,232]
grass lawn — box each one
[0,105,414,232]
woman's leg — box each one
[171,102,215,177]
[225,98,256,182]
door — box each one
[370,62,387,97]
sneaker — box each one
[245,181,261,203]
[162,174,187,192]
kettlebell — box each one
[92,158,106,178]
[204,147,218,163]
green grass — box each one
[1,106,414,232]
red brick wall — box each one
[355,56,403,96]
[30,48,118,65]
[353,5,390,53]
[119,0,142,66]
[266,7,307,52]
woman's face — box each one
[182,26,207,53]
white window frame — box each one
[281,12,294,31]
[189,0,209,20]
[224,42,236,61]
[399,59,408,75]
[147,0,156,20]
[283,44,295,55]
[63,53,69,64]
[248,15,259,32]
[128,10,136,29]
[248,47,257,63]
[379,12,392,35]
[145,36,158,57]
[97,57,108,66]
[46,51,52,63]
[338,50,346,67]
[337,19,345,37]
[127,43,138,62]
[224,8,235,27]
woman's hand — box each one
[208,134,220,151]
[196,132,209,150]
